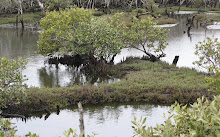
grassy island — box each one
[5,58,213,114]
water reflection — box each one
[1,13,220,87]
[0,27,119,87]
[11,103,170,137]
[37,64,120,87]
[207,22,220,29]
[115,13,220,71]
[0,28,38,58]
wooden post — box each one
[172,56,179,66]
[78,102,85,137]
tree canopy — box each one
[37,8,127,62]
[38,7,169,63]
[125,17,169,61]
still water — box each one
[0,28,120,87]
[1,12,220,137]
[11,103,170,137]
[115,13,220,71]
[1,13,220,87]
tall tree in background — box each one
[15,0,24,29]
[36,0,45,17]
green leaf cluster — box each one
[132,95,220,137]
[38,8,127,61]
[0,117,39,137]
[126,17,169,59]
[44,0,74,11]
[206,68,220,92]
[0,118,17,137]
[194,36,220,72]
[0,57,28,108]
[64,128,97,137]
[194,36,220,92]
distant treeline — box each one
[0,0,220,14]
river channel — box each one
[1,12,220,137]
[11,103,170,137]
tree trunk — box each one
[165,7,169,17]
[37,0,45,17]
[17,0,24,29]
[178,5,182,12]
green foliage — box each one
[206,68,220,92]
[126,17,169,60]
[0,0,17,14]
[64,128,96,137]
[194,36,220,72]
[44,0,73,11]
[18,60,209,113]
[134,8,146,13]
[0,118,17,137]
[132,95,220,137]
[194,0,204,8]
[0,57,28,108]
[0,116,39,137]
[194,36,220,92]
[38,8,127,61]
[38,7,93,56]
[27,132,40,137]
[88,13,127,60]
[144,0,158,13]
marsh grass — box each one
[195,13,220,22]
[0,12,41,25]
[5,59,212,114]
[100,12,177,27]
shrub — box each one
[0,57,28,108]
[132,95,220,137]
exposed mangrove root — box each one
[48,54,85,67]
[48,54,112,76]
